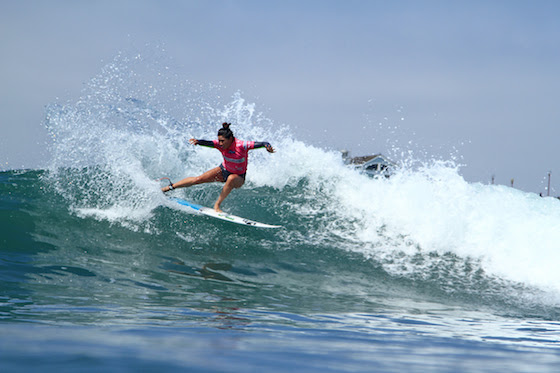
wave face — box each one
[3,51,560,372]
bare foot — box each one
[213,204,223,213]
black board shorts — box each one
[220,164,246,182]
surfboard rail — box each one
[169,197,282,229]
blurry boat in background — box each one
[341,150,396,178]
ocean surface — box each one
[3,53,560,372]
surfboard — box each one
[169,197,282,229]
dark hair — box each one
[217,122,234,139]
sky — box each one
[1,0,559,193]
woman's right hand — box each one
[189,138,198,145]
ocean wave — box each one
[3,50,559,323]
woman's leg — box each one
[161,167,223,192]
[213,174,245,212]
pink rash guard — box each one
[212,138,255,174]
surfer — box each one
[162,122,275,212]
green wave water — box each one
[2,168,560,372]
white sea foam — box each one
[257,140,560,295]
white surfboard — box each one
[169,197,282,229]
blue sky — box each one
[1,1,559,193]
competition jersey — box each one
[212,138,255,174]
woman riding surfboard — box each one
[162,122,275,212]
